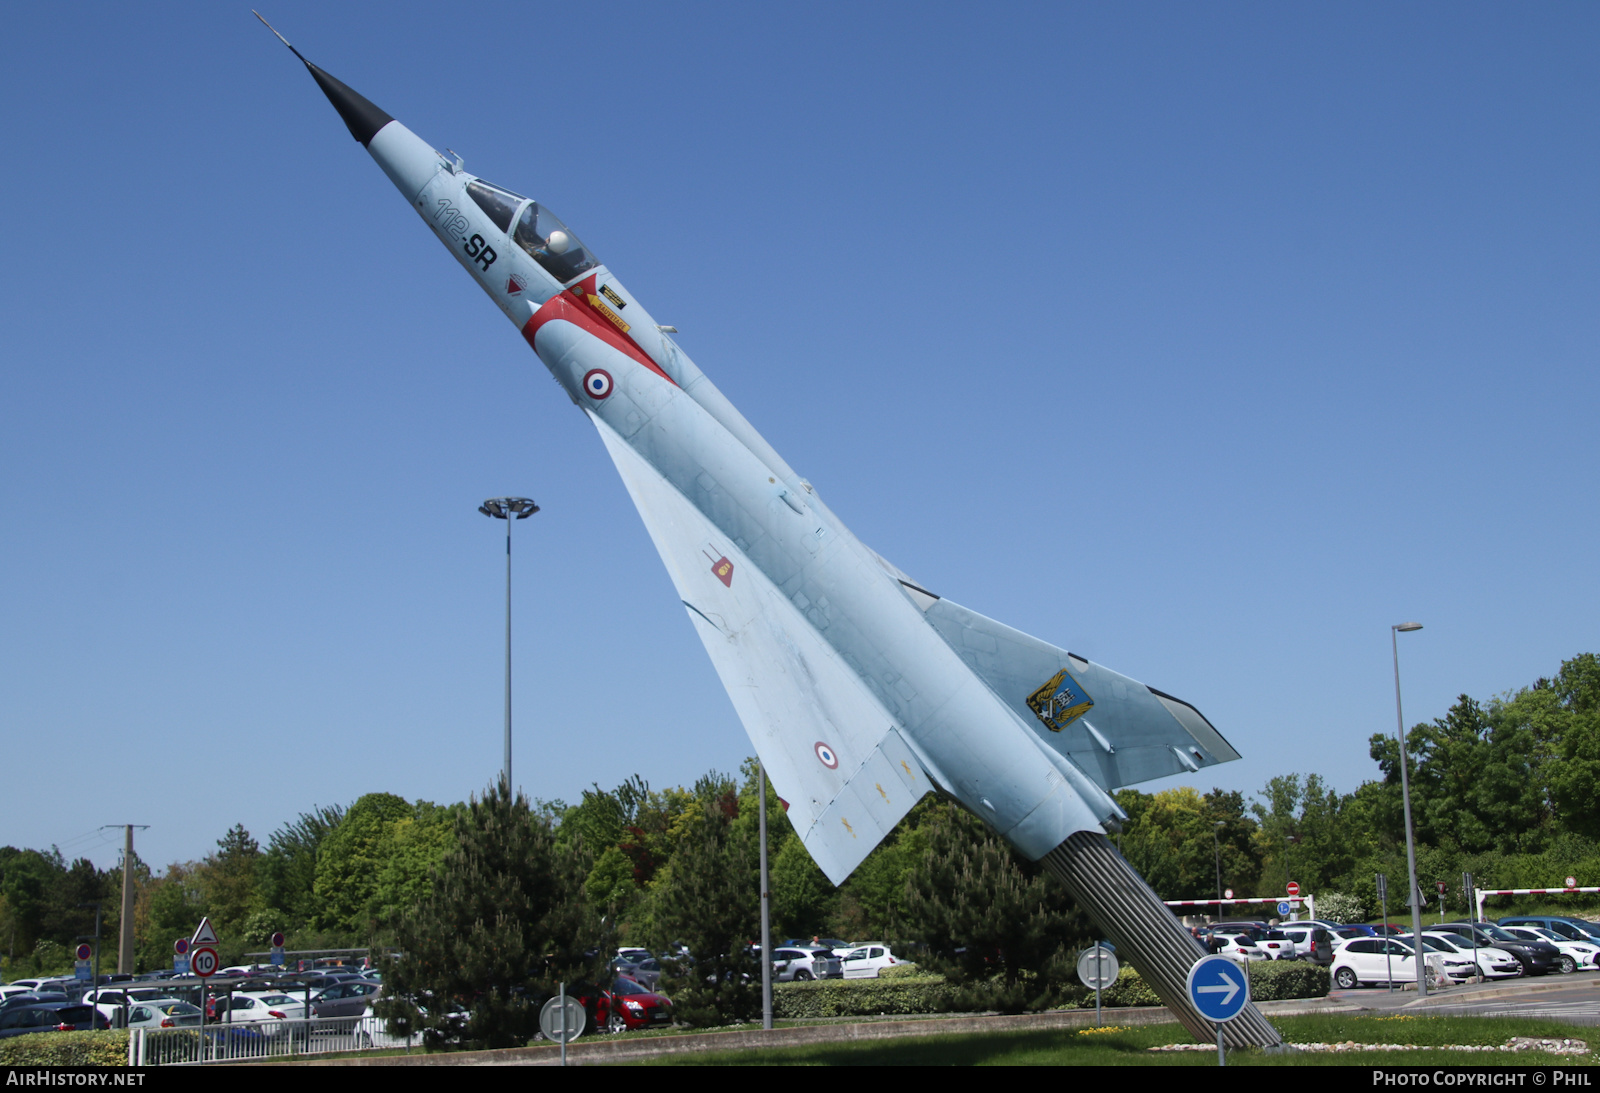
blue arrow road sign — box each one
[1187,954,1250,1023]
[1277,900,1292,916]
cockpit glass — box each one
[465,180,525,234]
[513,202,599,284]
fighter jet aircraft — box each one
[262,18,1282,1049]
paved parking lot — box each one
[1332,974,1600,1026]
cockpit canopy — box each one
[465,179,599,285]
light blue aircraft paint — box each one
[265,20,1241,885]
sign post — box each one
[1376,873,1391,992]
[1077,944,1120,1027]
[1187,954,1250,1066]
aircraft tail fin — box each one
[906,588,1239,791]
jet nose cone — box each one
[303,61,393,147]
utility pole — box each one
[103,824,148,974]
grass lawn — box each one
[627,1014,1598,1066]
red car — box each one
[585,977,672,1032]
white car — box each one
[211,991,311,1034]
[1502,926,1600,975]
[1421,932,1523,979]
[124,999,203,1029]
[1330,937,1475,988]
[81,986,169,1023]
[840,945,905,979]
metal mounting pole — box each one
[1042,832,1283,1049]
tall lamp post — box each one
[1392,621,1425,996]
[479,497,539,792]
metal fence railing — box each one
[128,1015,407,1065]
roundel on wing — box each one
[582,369,613,399]
[814,741,839,769]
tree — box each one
[651,773,761,1027]
[1115,786,1260,899]
[901,802,1088,1012]
[258,804,345,927]
[313,793,412,934]
[200,825,261,943]
[381,781,595,1049]
[1532,655,1600,839]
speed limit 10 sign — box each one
[191,947,220,978]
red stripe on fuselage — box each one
[522,293,678,387]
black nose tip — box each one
[303,61,393,147]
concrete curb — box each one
[258,996,1356,1066]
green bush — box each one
[1079,960,1328,1009]
[773,974,956,1018]
[0,1030,128,1066]
[1094,966,1162,1007]
[1244,959,1330,1001]
[877,962,924,979]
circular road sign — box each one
[270,932,286,948]
[174,938,189,956]
[1076,945,1120,990]
[75,944,92,961]
[1286,881,1300,897]
[1187,954,1250,1024]
[191,947,219,979]
[1567,876,1578,889]
[539,995,586,1043]
[1224,888,1234,900]
[1278,901,1293,916]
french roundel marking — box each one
[582,369,613,399]
[815,741,839,769]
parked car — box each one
[1432,922,1561,976]
[209,991,311,1033]
[124,1000,203,1030]
[0,993,70,1016]
[0,1003,110,1039]
[1330,937,1476,989]
[1278,924,1336,965]
[82,986,170,1023]
[606,977,674,1030]
[611,953,663,989]
[1499,916,1600,945]
[1500,926,1600,974]
[772,948,841,981]
[840,945,904,978]
[1420,931,1523,979]
[1200,929,1269,963]
[1210,924,1295,960]
[310,979,381,1018]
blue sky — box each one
[3,3,1596,874]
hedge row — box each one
[770,957,1326,1020]
[772,974,957,1018]
[1081,960,1329,1009]
[0,1030,128,1066]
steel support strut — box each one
[1041,831,1284,1050]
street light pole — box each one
[479,497,539,792]
[1392,621,1425,996]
